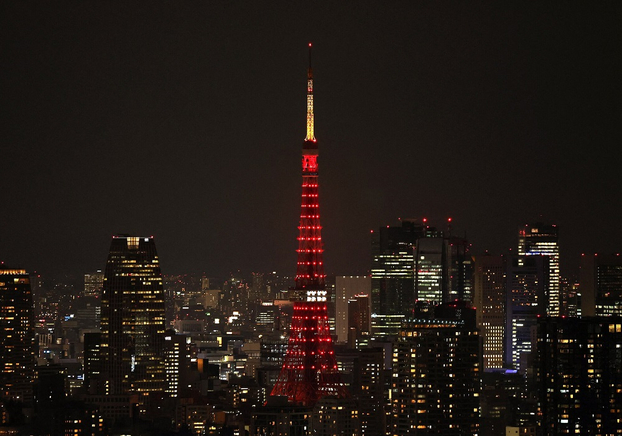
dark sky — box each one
[1,2,621,280]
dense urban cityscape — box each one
[2,3,621,436]
[3,42,622,435]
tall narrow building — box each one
[99,235,166,396]
[473,255,506,370]
[335,276,371,343]
[270,44,348,407]
[518,223,560,316]
[505,255,548,371]
[0,267,35,404]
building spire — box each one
[305,42,315,142]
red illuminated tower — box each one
[270,44,348,406]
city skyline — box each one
[2,3,621,279]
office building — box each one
[164,333,191,398]
[536,316,622,435]
[0,267,35,404]
[580,253,622,316]
[518,223,560,316]
[415,236,446,302]
[473,255,505,369]
[335,276,371,343]
[506,255,548,371]
[336,347,385,435]
[390,303,480,435]
[371,221,421,317]
[99,235,166,396]
[84,270,104,297]
[348,293,371,344]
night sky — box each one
[2,3,621,280]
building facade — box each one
[518,224,560,317]
[473,255,506,369]
[390,304,480,435]
[0,267,35,404]
[536,316,622,435]
[580,253,622,316]
[505,255,548,371]
[99,235,166,396]
[335,276,371,343]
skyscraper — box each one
[518,223,560,316]
[580,253,622,316]
[473,255,505,370]
[84,270,104,297]
[0,267,35,404]
[536,316,622,435]
[414,236,446,302]
[347,293,371,343]
[371,221,421,317]
[335,276,371,343]
[270,44,348,407]
[390,303,480,435]
[99,235,166,396]
[505,255,548,371]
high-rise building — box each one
[505,255,548,371]
[390,303,480,435]
[473,255,505,370]
[446,236,474,302]
[518,223,560,316]
[164,332,191,398]
[99,235,166,396]
[580,253,622,316]
[0,267,35,404]
[335,276,371,343]
[270,44,348,408]
[414,236,446,302]
[347,293,371,344]
[372,220,472,328]
[371,221,421,317]
[536,316,622,435]
[84,270,104,297]
[336,347,385,435]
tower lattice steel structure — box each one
[270,44,348,406]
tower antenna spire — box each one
[305,42,315,142]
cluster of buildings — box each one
[2,47,622,435]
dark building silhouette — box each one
[0,267,35,405]
[536,316,622,435]
[505,255,548,371]
[580,253,622,316]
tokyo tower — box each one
[270,44,348,406]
